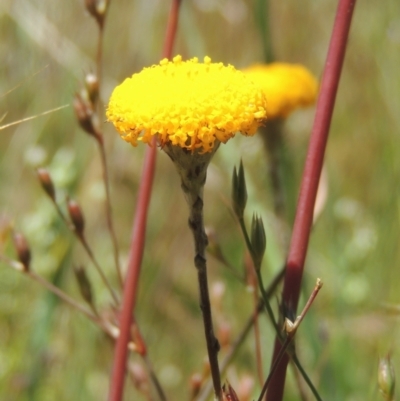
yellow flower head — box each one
[241,63,318,119]
[107,55,268,153]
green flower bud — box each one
[231,160,247,219]
[251,213,266,270]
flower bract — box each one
[241,63,318,119]
[107,55,268,153]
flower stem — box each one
[188,198,222,401]
[108,1,182,400]
[258,280,322,401]
[195,266,285,401]
[236,208,321,399]
[95,134,123,288]
[266,0,357,399]
[92,0,123,287]
[163,142,222,400]
[108,142,157,401]
[260,120,296,229]
[50,198,119,306]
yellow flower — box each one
[107,55,267,153]
[241,63,318,119]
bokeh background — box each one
[1,0,400,400]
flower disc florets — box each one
[241,63,318,119]
[107,55,268,153]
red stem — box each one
[265,0,356,400]
[108,2,182,401]
[162,0,181,59]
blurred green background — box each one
[1,0,400,400]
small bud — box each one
[250,214,266,269]
[12,232,31,272]
[84,73,99,105]
[73,93,97,137]
[36,168,56,201]
[67,199,85,235]
[85,0,106,28]
[73,265,93,304]
[378,355,395,401]
[231,160,247,219]
[222,382,240,401]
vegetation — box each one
[0,1,399,400]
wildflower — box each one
[107,56,268,401]
[242,63,318,222]
[241,62,318,119]
[107,55,268,153]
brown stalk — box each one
[195,266,285,401]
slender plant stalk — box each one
[143,355,168,401]
[49,199,119,305]
[238,217,280,334]
[258,280,322,401]
[249,268,264,385]
[254,0,274,63]
[237,209,321,399]
[108,2,182,401]
[266,1,357,399]
[91,0,123,287]
[188,196,222,401]
[29,270,98,321]
[95,134,123,287]
[195,266,285,401]
[162,141,222,400]
[0,255,112,331]
[108,142,157,401]
[77,231,120,305]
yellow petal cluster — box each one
[107,55,268,153]
[241,63,318,119]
